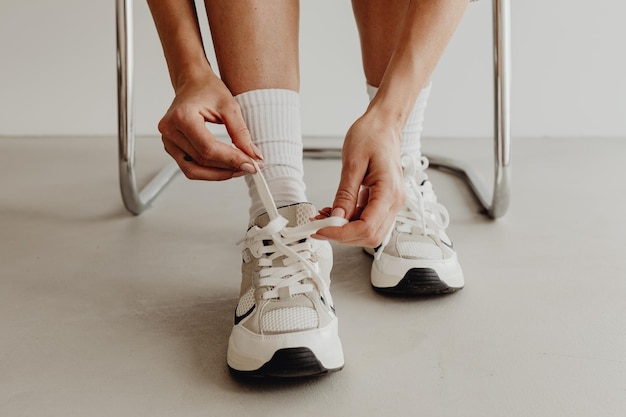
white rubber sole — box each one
[371,251,464,292]
[227,319,344,375]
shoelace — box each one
[239,161,347,301]
[375,155,450,260]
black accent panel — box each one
[229,347,342,378]
[373,268,462,295]
[441,239,455,250]
[234,305,255,325]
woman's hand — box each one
[315,110,405,247]
[158,71,263,181]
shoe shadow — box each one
[132,288,338,392]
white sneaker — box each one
[369,155,464,295]
[227,166,347,377]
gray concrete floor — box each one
[1,136,625,416]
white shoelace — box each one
[239,161,347,300]
[376,156,450,260]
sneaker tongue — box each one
[251,203,317,228]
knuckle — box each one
[198,147,215,164]
[334,188,357,204]
[163,143,175,159]
[235,126,251,142]
[181,166,198,180]
[169,106,188,123]
[227,155,239,169]
[219,99,240,115]
[157,118,172,136]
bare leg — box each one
[204,0,300,94]
[352,0,431,158]
[351,0,410,88]
[204,0,306,218]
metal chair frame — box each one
[116,0,511,218]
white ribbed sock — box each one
[366,82,432,158]
[234,89,307,220]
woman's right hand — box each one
[158,70,263,181]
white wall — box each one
[0,0,624,138]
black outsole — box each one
[374,267,463,295]
[229,347,342,378]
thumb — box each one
[222,104,263,161]
[331,161,366,220]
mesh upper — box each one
[295,204,311,226]
[262,306,319,332]
[236,287,256,316]
[238,202,331,335]
[397,240,442,259]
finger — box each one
[163,138,246,181]
[318,202,366,221]
[315,220,373,247]
[160,113,236,170]
[357,186,369,209]
[318,207,332,217]
[162,128,218,166]
[317,186,398,247]
[330,158,367,220]
[372,207,397,247]
[352,186,369,220]
[163,128,244,173]
[315,215,385,247]
[350,205,366,222]
[356,183,403,243]
[171,110,256,172]
[196,139,259,173]
[221,103,264,161]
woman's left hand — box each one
[314,111,405,247]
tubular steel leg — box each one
[116,0,179,215]
[424,0,511,219]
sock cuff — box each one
[233,88,307,221]
[365,82,431,103]
[234,89,302,146]
[234,88,300,110]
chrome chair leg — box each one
[116,0,180,215]
[428,0,511,219]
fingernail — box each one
[240,162,256,174]
[251,144,264,160]
[311,234,328,241]
[331,207,345,219]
